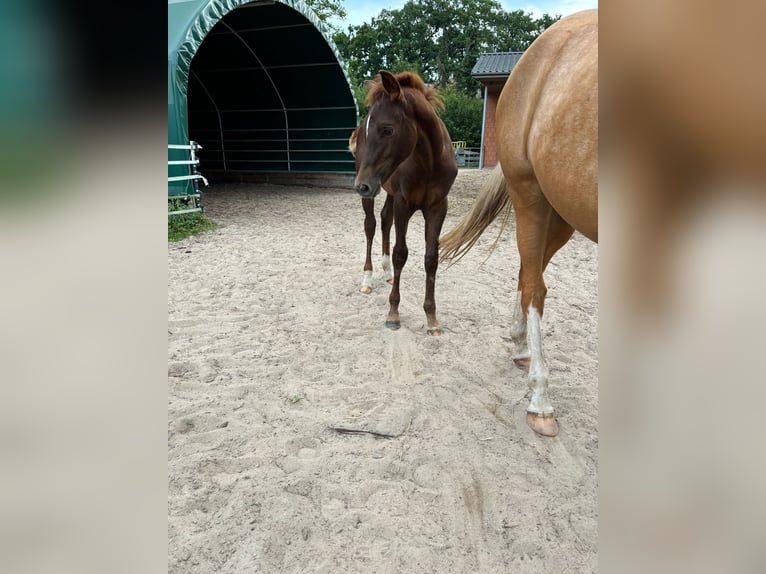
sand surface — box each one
[168,169,598,573]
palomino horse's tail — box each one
[439,166,513,265]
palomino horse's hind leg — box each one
[423,199,448,336]
[524,304,558,436]
[510,281,530,369]
[512,216,574,373]
[381,194,394,285]
[511,212,574,371]
[360,198,376,294]
[515,201,574,437]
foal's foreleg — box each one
[381,194,394,284]
[360,197,376,294]
[386,199,412,330]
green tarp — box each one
[168,0,358,195]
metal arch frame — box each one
[217,19,292,171]
[172,0,360,156]
[174,0,357,111]
[190,69,227,171]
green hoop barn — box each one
[168,0,358,196]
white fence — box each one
[455,147,481,168]
[452,141,481,168]
[168,142,209,216]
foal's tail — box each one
[439,166,513,265]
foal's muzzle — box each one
[354,179,381,198]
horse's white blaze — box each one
[365,111,371,138]
[510,289,529,359]
[381,254,393,281]
[361,269,373,289]
[526,305,554,415]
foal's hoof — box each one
[359,285,372,294]
[427,327,442,337]
[526,412,559,437]
[387,278,394,285]
[385,320,401,330]
[513,357,531,372]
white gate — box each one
[168,142,209,216]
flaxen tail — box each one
[439,166,513,265]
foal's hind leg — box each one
[423,199,448,336]
[360,197,376,294]
[381,194,394,285]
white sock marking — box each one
[381,254,393,281]
[526,305,554,415]
[361,270,373,289]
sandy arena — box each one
[168,169,598,573]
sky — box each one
[339,0,598,28]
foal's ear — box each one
[379,70,402,101]
[364,79,375,92]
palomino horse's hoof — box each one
[385,320,401,330]
[359,285,372,294]
[427,327,442,337]
[387,278,394,285]
[513,357,531,372]
[526,412,559,437]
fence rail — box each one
[454,146,480,168]
[168,142,208,216]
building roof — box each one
[471,52,525,79]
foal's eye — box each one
[381,126,394,137]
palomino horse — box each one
[440,10,597,436]
[351,71,457,335]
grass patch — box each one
[168,211,219,242]
[168,195,220,241]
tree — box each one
[335,0,559,95]
[304,0,347,27]
[438,85,483,147]
[333,1,559,144]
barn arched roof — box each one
[168,0,358,188]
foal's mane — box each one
[365,72,445,112]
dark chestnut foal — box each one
[351,70,456,336]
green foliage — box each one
[303,0,347,25]
[168,211,219,242]
[438,86,483,148]
[333,0,560,145]
[335,0,560,96]
[352,82,369,118]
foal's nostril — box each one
[355,179,380,198]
